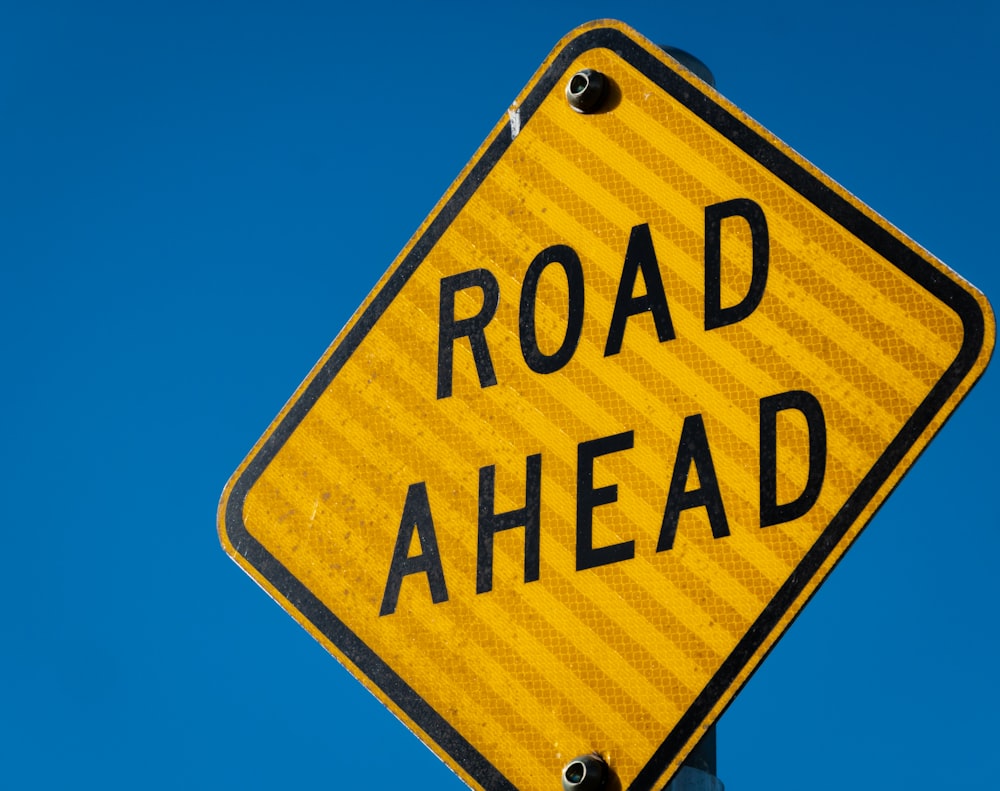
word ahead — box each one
[379,390,826,616]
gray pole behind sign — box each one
[664,725,724,791]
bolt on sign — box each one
[219,19,994,791]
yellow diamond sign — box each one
[219,20,993,791]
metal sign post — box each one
[663,726,723,790]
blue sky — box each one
[2,2,996,789]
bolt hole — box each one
[562,753,609,791]
[565,762,586,784]
[565,68,607,113]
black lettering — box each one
[760,390,826,527]
[437,269,500,399]
[658,414,730,551]
[704,198,769,330]
[379,483,449,616]
[604,224,675,356]
[577,431,636,570]
[519,245,585,374]
[477,454,542,594]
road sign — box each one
[219,20,993,791]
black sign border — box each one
[224,24,987,791]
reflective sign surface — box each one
[220,20,993,791]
